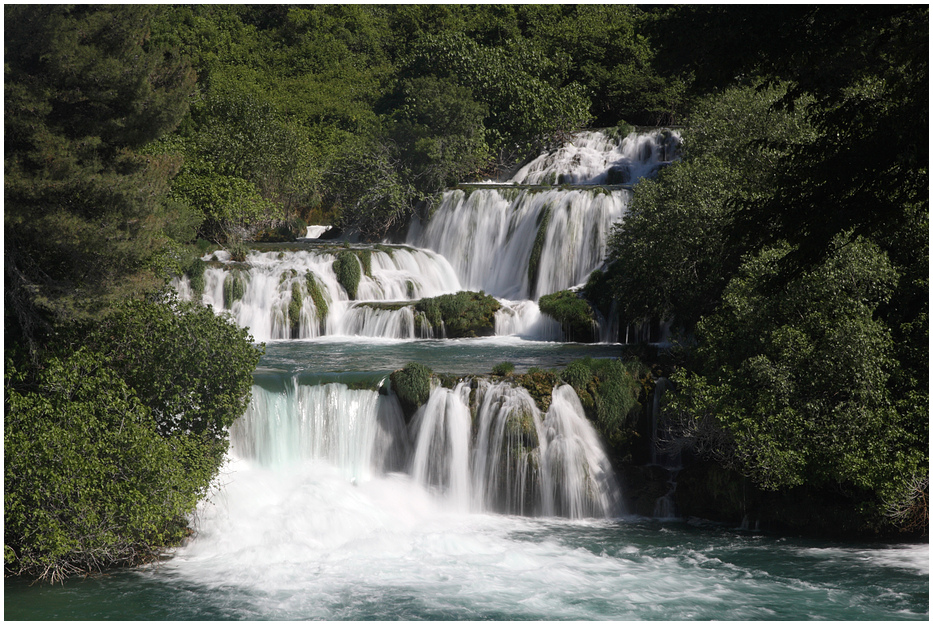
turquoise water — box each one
[5,339,929,620]
[5,517,928,620]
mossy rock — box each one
[538,290,597,342]
[334,250,362,299]
[515,369,560,413]
[288,282,303,338]
[305,272,328,334]
[185,258,207,300]
[223,270,246,309]
[414,291,501,338]
[527,205,553,294]
[390,362,433,422]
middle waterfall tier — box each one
[232,378,623,519]
[175,246,566,342]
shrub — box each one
[228,241,249,262]
[538,290,597,342]
[492,362,515,376]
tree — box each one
[663,237,925,526]
[605,82,815,332]
[4,5,196,351]
[5,299,262,582]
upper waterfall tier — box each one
[510,129,679,186]
[408,129,680,301]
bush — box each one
[334,250,362,299]
[492,362,515,376]
[538,290,597,342]
[5,299,261,582]
[390,362,433,421]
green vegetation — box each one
[305,272,329,334]
[288,282,303,338]
[4,6,263,582]
[5,300,261,582]
[527,205,552,294]
[390,362,433,421]
[538,291,597,342]
[333,251,362,300]
[492,362,515,376]
[223,270,247,309]
[601,6,927,533]
[415,291,501,338]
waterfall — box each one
[175,129,679,342]
[410,381,624,518]
[231,380,410,479]
[410,188,627,300]
[233,375,622,519]
[408,129,679,301]
[176,247,461,342]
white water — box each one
[407,129,680,301]
[176,130,679,342]
[232,379,620,519]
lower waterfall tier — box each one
[231,379,623,519]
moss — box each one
[414,291,501,338]
[305,272,328,334]
[374,244,396,258]
[527,204,552,294]
[356,249,373,277]
[222,270,246,309]
[505,405,538,448]
[185,258,207,300]
[515,369,560,413]
[538,290,597,342]
[390,362,433,421]
[560,359,594,389]
[288,282,303,338]
[334,250,362,299]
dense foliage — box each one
[135,5,680,243]
[5,300,261,582]
[4,5,262,582]
[604,5,927,532]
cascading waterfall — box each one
[177,246,462,342]
[408,380,623,518]
[174,129,678,342]
[232,375,622,519]
[408,129,679,301]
